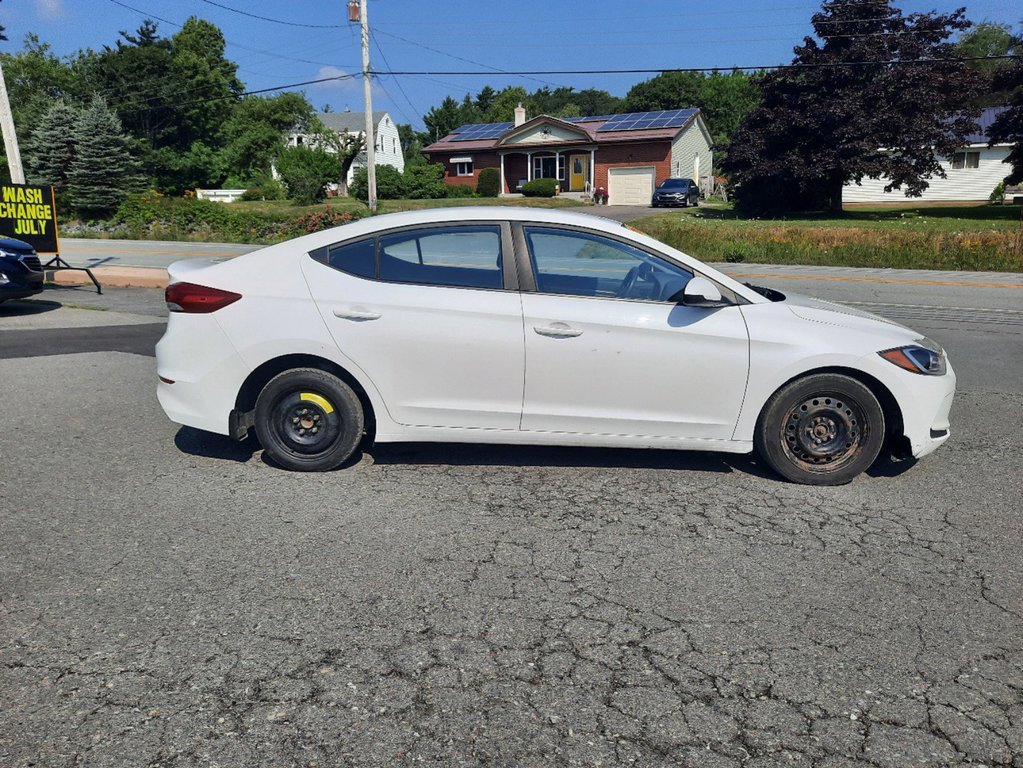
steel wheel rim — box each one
[780,392,868,473]
[271,391,341,455]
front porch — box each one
[499,147,596,195]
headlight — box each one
[879,338,947,375]
[0,272,9,284]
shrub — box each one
[445,184,476,199]
[280,207,364,237]
[990,180,1006,205]
[403,163,448,199]
[521,178,558,197]
[276,145,337,205]
[476,167,500,197]
[240,177,286,201]
[349,165,405,200]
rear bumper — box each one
[156,313,250,436]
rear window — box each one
[328,238,375,279]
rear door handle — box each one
[333,308,381,321]
[534,324,583,338]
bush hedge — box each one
[113,191,366,243]
[476,167,500,197]
[521,178,558,197]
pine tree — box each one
[67,96,140,217]
[24,101,79,200]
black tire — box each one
[254,367,364,472]
[754,373,885,485]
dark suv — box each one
[652,178,700,208]
[0,237,45,304]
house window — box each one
[455,161,474,176]
[533,155,566,180]
[296,135,303,146]
[951,151,980,170]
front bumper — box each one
[0,269,44,301]
[892,359,957,460]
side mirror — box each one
[682,276,724,308]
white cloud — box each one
[315,66,360,93]
[35,0,65,20]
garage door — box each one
[607,166,655,206]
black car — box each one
[652,177,700,207]
[0,237,45,304]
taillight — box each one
[166,282,242,313]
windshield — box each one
[658,179,688,189]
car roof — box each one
[291,206,628,250]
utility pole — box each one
[0,60,25,184]
[357,0,377,211]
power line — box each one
[372,29,565,89]
[121,73,358,116]
[371,37,419,125]
[194,0,343,29]
[107,0,354,71]
[371,55,1021,78]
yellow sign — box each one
[0,184,60,253]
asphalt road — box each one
[1,278,1021,767]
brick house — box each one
[423,105,713,205]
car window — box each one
[524,227,693,302]
[327,238,375,279]
[378,225,503,290]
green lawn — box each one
[631,203,1023,272]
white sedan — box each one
[156,207,954,485]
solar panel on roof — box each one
[597,109,696,133]
[448,122,513,141]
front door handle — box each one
[534,323,583,338]
[333,308,381,321]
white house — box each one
[287,110,405,185]
[844,107,1011,204]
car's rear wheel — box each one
[254,368,364,471]
[754,373,885,485]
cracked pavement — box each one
[1,290,1022,767]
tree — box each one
[988,37,1023,184]
[623,70,761,151]
[219,92,314,183]
[67,96,141,216]
[723,0,981,214]
[24,101,78,200]
[316,124,364,197]
[957,22,1017,106]
[275,145,336,205]
[0,35,81,137]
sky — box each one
[1,0,1020,129]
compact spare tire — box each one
[755,373,885,485]
[254,368,364,471]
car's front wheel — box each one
[254,368,364,471]
[754,373,885,485]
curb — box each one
[47,266,168,290]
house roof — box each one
[317,111,389,133]
[965,107,1008,145]
[424,109,702,154]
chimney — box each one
[514,102,526,127]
